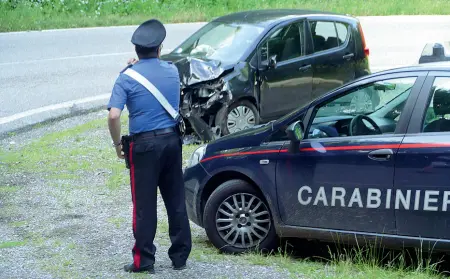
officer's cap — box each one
[131,19,166,48]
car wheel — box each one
[203,179,278,254]
[218,100,260,136]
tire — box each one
[217,100,260,136]
[203,179,278,254]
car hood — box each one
[161,53,236,87]
[205,121,277,152]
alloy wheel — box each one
[215,193,271,249]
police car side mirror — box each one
[286,121,304,153]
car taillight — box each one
[358,22,370,57]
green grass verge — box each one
[0,116,447,278]
[0,240,27,249]
[1,0,450,32]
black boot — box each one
[172,263,186,270]
[124,263,155,274]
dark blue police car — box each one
[183,62,450,254]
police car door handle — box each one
[368,149,393,161]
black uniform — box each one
[107,19,192,273]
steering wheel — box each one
[349,115,382,136]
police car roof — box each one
[211,9,354,27]
[372,62,450,75]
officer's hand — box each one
[127,58,138,65]
[115,145,125,159]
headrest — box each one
[433,87,450,115]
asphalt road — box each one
[0,16,449,126]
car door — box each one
[274,72,426,234]
[394,72,450,240]
[308,18,357,100]
[257,19,314,121]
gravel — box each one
[0,111,294,279]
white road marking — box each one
[0,94,110,125]
[0,49,173,66]
[0,52,134,66]
[0,63,402,126]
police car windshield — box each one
[172,22,264,63]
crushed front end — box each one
[180,78,232,142]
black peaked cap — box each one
[131,19,166,48]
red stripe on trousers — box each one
[129,142,141,269]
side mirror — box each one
[374,81,396,91]
[268,55,277,68]
[286,121,304,153]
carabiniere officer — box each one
[107,19,192,274]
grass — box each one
[0,240,27,249]
[0,116,448,278]
[10,220,28,227]
[189,232,448,278]
[0,117,116,174]
[1,0,450,32]
[0,186,19,193]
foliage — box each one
[2,0,450,31]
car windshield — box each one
[172,21,264,63]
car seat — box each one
[324,36,339,50]
[281,37,300,61]
[313,35,325,52]
[423,87,450,132]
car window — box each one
[335,22,348,43]
[310,21,347,53]
[260,21,305,63]
[307,77,417,138]
[173,22,264,64]
[422,77,450,133]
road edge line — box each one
[0,94,110,138]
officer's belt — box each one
[131,127,176,140]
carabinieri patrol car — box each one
[183,62,450,254]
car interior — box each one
[261,20,347,64]
[310,21,344,52]
[309,81,450,138]
[265,23,303,62]
[266,82,414,142]
[308,84,414,138]
[423,86,450,132]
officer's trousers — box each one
[126,130,192,268]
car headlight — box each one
[187,145,207,168]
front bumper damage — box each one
[160,55,237,143]
[180,79,232,142]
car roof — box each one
[372,62,450,75]
[211,9,354,27]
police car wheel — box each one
[203,179,278,254]
[218,100,260,136]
